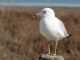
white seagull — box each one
[34,8,70,55]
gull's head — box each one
[33,8,55,18]
[39,8,55,17]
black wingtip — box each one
[67,34,72,38]
[69,34,72,37]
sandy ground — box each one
[0,6,80,60]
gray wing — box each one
[56,18,69,36]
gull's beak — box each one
[33,13,40,18]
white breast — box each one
[39,17,67,40]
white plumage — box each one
[39,8,69,55]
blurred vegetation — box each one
[0,7,80,60]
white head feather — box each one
[39,8,55,18]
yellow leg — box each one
[48,41,50,55]
[54,40,58,55]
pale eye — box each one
[43,11,46,13]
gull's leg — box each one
[47,41,50,55]
[53,40,58,56]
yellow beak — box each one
[33,13,40,18]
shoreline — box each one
[0,3,80,8]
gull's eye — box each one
[43,11,46,13]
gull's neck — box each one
[41,13,55,19]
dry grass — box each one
[0,6,80,60]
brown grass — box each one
[0,6,80,60]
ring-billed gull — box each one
[34,8,71,55]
